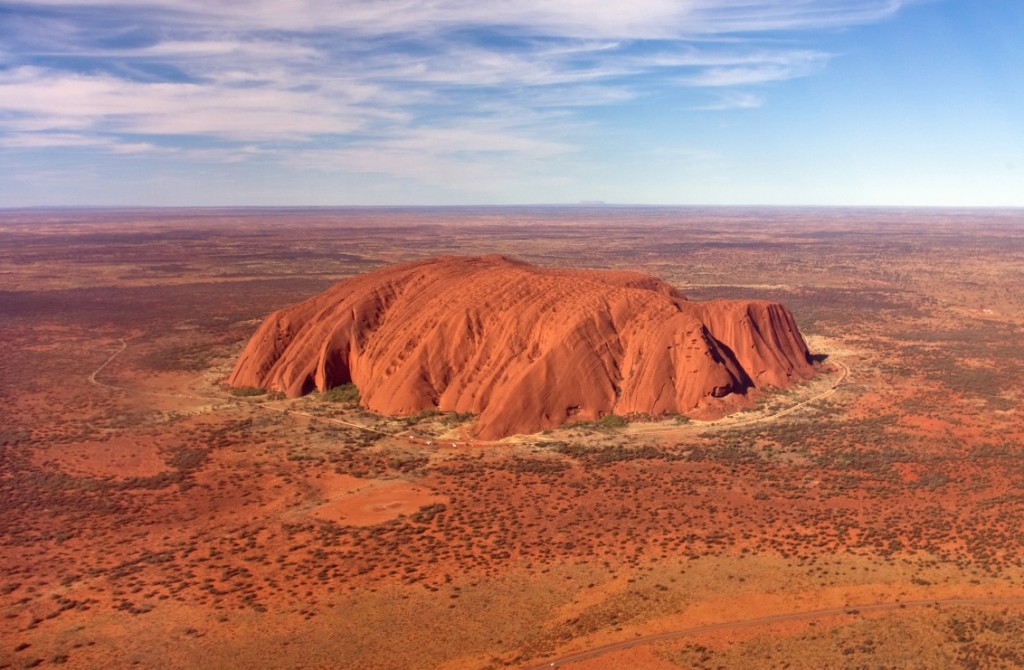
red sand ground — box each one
[308,473,449,526]
[3,208,1024,669]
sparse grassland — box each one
[1,207,1023,669]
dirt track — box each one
[525,595,1024,669]
[86,337,127,391]
[697,358,849,429]
[88,338,849,444]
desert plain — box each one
[2,206,1024,669]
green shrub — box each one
[596,414,628,429]
[571,413,629,431]
[229,386,267,397]
[321,383,360,404]
[167,446,208,471]
[441,411,476,426]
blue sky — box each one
[0,0,1021,206]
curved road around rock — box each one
[250,402,395,437]
[89,338,851,445]
[525,595,1024,669]
[694,358,849,430]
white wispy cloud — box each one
[9,0,911,37]
[0,131,164,153]
[0,0,920,199]
[680,61,828,87]
[694,91,766,110]
[0,66,387,139]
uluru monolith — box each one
[229,255,815,438]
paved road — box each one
[525,595,1024,669]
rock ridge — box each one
[229,256,815,438]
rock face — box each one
[229,256,815,439]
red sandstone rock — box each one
[229,256,815,438]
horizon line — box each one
[3,203,1023,212]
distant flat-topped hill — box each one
[229,255,815,438]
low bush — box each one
[229,386,266,397]
[321,383,360,404]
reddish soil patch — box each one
[31,436,168,480]
[309,473,449,526]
